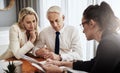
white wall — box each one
[0,27,9,55]
[98,0,120,19]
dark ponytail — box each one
[100,2,120,31]
[83,1,120,32]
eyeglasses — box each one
[80,20,89,30]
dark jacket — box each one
[73,31,120,73]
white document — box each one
[21,55,45,72]
[21,55,87,73]
[32,61,87,73]
[32,61,46,72]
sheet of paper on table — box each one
[32,61,46,72]
[21,55,45,72]
[21,55,87,73]
[32,61,87,73]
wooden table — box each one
[6,54,45,73]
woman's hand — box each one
[29,30,36,43]
[42,64,63,73]
[46,59,73,68]
[46,59,63,66]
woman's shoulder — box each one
[10,23,21,32]
[10,23,19,29]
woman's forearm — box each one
[61,61,73,68]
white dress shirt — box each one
[0,23,38,59]
[33,25,83,61]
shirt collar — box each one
[51,24,66,34]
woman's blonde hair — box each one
[18,7,39,30]
[18,7,39,43]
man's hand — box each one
[35,48,50,58]
[36,48,61,60]
[46,59,63,66]
[44,52,61,60]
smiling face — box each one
[22,14,37,31]
[47,12,64,31]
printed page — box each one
[21,55,45,72]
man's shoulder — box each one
[41,26,52,32]
[40,26,53,35]
[64,25,77,31]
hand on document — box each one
[32,59,63,73]
[32,61,46,72]
[32,59,64,73]
[21,55,84,73]
[21,55,62,73]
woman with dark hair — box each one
[41,1,120,73]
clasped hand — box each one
[36,48,61,60]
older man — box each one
[33,6,83,61]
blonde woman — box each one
[0,7,39,59]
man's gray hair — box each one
[47,6,63,17]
